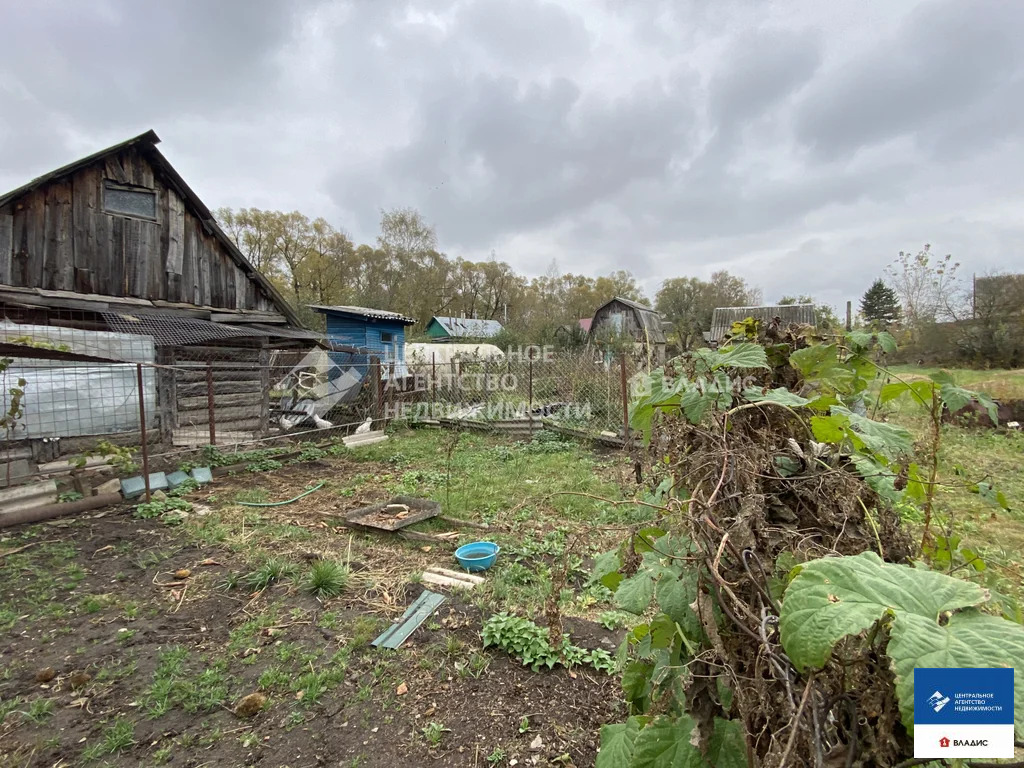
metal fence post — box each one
[620,352,630,443]
[431,352,436,416]
[528,356,533,417]
[206,362,216,446]
[483,359,490,416]
[136,363,151,502]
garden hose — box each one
[236,482,326,507]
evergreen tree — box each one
[860,279,901,326]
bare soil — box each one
[1,498,623,767]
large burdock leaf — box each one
[596,716,647,768]
[780,552,1024,738]
[629,716,748,768]
[779,552,987,673]
[889,611,1024,737]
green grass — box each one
[348,429,622,522]
[22,697,55,724]
[82,718,135,761]
[886,365,1024,600]
[303,560,349,598]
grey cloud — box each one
[794,0,1024,159]
[3,0,1024,307]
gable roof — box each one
[708,304,816,343]
[429,316,503,338]
[310,304,416,325]
[0,130,303,327]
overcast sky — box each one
[3,0,1023,309]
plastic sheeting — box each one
[0,321,157,439]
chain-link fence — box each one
[1,307,655,491]
[386,348,646,439]
[0,309,389,489]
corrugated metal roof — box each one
[708,304,817,343]
[431,316,503,338]
[309,305,416,325]
[101,311,268,346]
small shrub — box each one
[133,497,192,522]
[481,613,614,673]
[421,721,449,748]
[304,560,349,599]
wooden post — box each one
[156,348,175,444]
[206,363,216,446]
[620,352,630,442]
[845,300,852,332]
[258,347,270,436]
[136,363,151,502]
[370,356,382,427]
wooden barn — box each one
[0,129,318,466]
[588,297,668,363]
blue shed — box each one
[309,305,416,377]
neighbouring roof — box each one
[708,304,817,343]
[430,316,503,338]
[0,130,303,328]
[590,297,667,344]
[578,318,592,333]
[309,304,416,325]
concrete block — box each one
[166,471,191,490]
[121,473,169,500]
[95,478,122,496]
[190,467,213,485]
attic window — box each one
[381,332,394,343]
[103,181,156,220]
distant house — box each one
[588,297,667,363]
[425,316,503,342]
[310,305,415,375]
[578,318,592,333]
[707,304,817,345]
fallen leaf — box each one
[396,682,408,696]
[530,735,544,750]
[198,558,223,567]
[174,569,191,579]
[420,546,432,553]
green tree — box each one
[858,279,901,327]
[656,271,760,350]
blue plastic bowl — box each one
[454,541,500,572]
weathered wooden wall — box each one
[0,146,278,313]
[591,300,646,339]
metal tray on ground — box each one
[344,495,441,532]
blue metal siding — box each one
[322,312,407,377]
[324,316,370,348]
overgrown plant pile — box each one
[594,322,1023,767]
